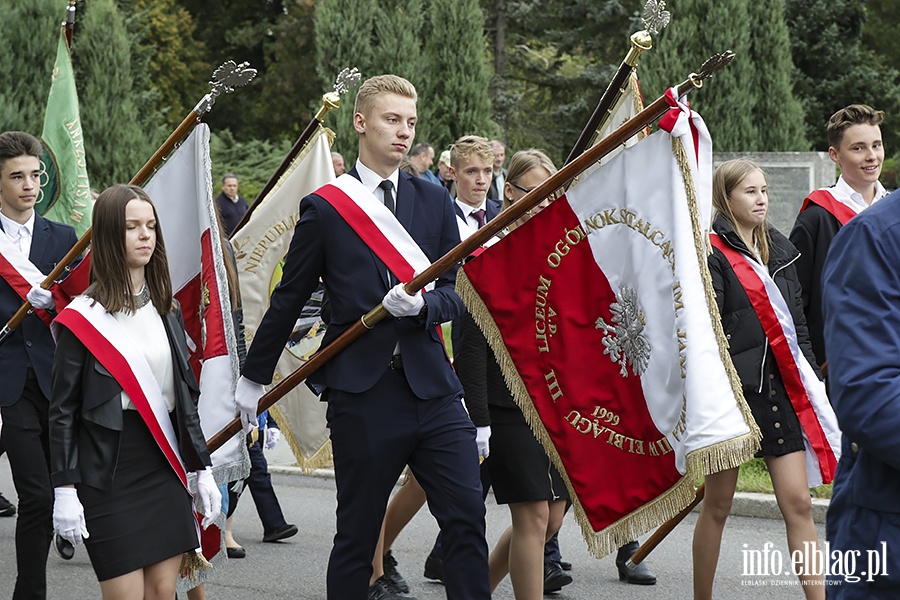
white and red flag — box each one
[230,126,336,471]
[457,90,760,555]
[143,124,244,574]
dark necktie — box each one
[379,180,395,214]
[471,208,486,229]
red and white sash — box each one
[0,228,55,326]
[53,296,189,490]
[316,174,433,286]
[710,234,841,485]
[800,189,857,226]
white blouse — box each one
[112,302,176,411]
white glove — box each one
[195,468,222,529]
[53,487,89,546]
[475,425,491,459]
[27,286,55,310]
[265,427,281,450]
[235,376,264,435]
[382,283,425,317]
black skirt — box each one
[486,405,570,505]
[746,358,806,458]
[78,410,199,581]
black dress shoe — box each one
[423,552,444,582]
[368,575,417,600]
[226,546,246,559]
[615,541,657,585]
[54,534,75,560]
[0,492,15,517]
[543,561,573,593]
[558,559,572,571]
[262,523,298,543]
[382,550,410,594]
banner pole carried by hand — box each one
[206,51,736,453]
[0,61,257,347]
[230,68,361,237]
[564,0,671,165]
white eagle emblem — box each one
[595,286,651,377]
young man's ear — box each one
[828,146,841,165]
[449,166,457,182]
[353,112,366,135]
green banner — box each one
[40,29,91,237]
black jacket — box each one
[789,204,842,367]
[50,306,211,491]
[709,216,820,391]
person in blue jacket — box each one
[822,187,900,597]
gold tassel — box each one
[179,550,213,582]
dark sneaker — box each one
[368,575,417,600]
[382,550,410,594]
[0,492,15,517]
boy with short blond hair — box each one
[450,136,497,230]
[790,104,889,370]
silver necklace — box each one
[133,284,151,309]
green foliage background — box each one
[3,0,899,194]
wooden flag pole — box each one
[206,51,735,453]
[0,61,257,346]
[230,68,360,237]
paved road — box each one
[1,451,828,599]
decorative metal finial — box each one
[210,61,258,95]
[315,67,362,122]
[691,50,736,87]
[194,61,258,115]
[334,67,361,95]
[642,0,671,35]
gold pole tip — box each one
[322,92,340,111]
[631,31,653,51]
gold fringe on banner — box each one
[270,403,333,473]
[455,132,764,558]
[671,135,762,478]
[457,271,698,557]
[179,549,213,582]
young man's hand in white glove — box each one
[235,376,264,434]
[265,427,281,450]
[475,425,491,459]
[27,286,55,311]
[382,283,425,317]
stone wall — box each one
[713,152,836,235]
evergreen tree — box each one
[419,0,495,151]
[315,0,378,161]
[0,0,60,133]
[640,0,760,151]
[786,0,900,151]
[372,0,425,79]
[490,0,630,163]
[77,0,162,188]
[132,0,210,130]
[747,0,807,150]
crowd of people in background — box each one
[0,67,897,600]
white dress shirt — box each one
[0,211,36,257]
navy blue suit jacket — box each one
[452,198,501,225]
[0,213,78,406]
[242,168,465,400]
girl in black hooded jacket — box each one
[692,159,827,600]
